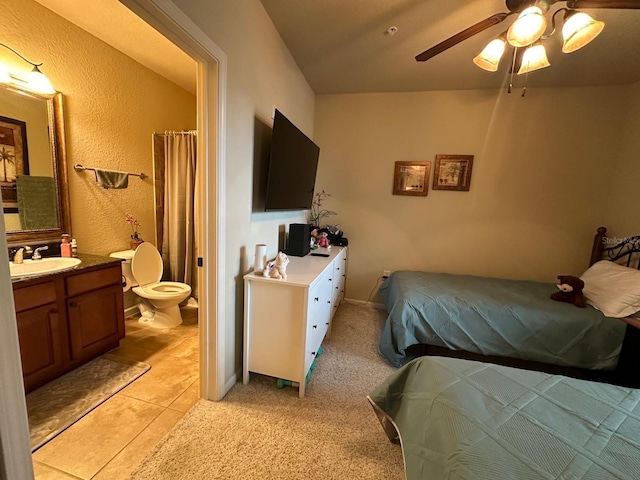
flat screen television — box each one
[264,109,320,211]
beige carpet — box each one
[130,303,404,479]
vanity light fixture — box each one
[0,42,56,97]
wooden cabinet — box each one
[243,247,347,397]
[12,259,125,393]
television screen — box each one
[264,110,320,211]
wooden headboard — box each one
[590,226,640,269]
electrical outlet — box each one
[383,270,391,278]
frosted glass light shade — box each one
[518,43,550,75]
[0,63,10,83]
[562,11,604,53]
[27,66,55,95]
[473,38,507,72]
[507,6,547,47]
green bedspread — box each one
[369,356,640,480]
[379,271,626,369]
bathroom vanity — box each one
[11,254,125,393]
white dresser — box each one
[243,246,347,397]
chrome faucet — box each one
[11,246,32,264]
[32,246,49,260]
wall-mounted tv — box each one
[264,109,320,211]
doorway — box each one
[0,1,227,478]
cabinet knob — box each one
[69,302,78,308]
[312,324,317,329]
[50,308,58,314]
[328,278,332,282]
[327,300,330,304]
[326,322,330,325]
[311,351,316,356]
[336,267,340,271]
[314,297,319,302]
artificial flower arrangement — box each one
[307,190,336,227]
[125,213,143,248]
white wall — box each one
[604,80,640,239]
[314,86,631,300]
[171,0,316,379]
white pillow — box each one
[581,260,640,318]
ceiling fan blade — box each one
[415,13,511,62]
[567,0,640,8]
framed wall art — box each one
[392,161,431,196]
[433,154,473,191]
[1,115,30,213]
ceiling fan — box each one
[415,0,640,65]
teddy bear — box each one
[263,251,289,280]
[550,275,586,308]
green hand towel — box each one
[94,169,129,189]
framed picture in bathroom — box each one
[0,115,30,213]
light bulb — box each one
[507,6,547,47]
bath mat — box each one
[27,354,150,452]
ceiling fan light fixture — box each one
[517,43,550,75]
[473,37,507,72]
[562,11,604,53]
[507,6,547,47]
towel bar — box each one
[73,163,148,180]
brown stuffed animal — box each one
[550,275,586,308]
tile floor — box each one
[31,307,200,480]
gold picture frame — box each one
[392,161,431,196]
[433,154,474,191]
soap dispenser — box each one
[61,234,72,258]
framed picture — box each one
[392,161,431,196]
[433,154,473,191]
[0,115,30,213]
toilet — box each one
[110,243,191,328]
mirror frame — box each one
[5,91,71,247]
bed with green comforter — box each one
[378,271,626,370]
[369,356,640,480]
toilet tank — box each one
[109,249,138,287]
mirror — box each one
[1,86,71,246]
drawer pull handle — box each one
[314,297,319,302]
[313,324,317,329]
[328,278,332,282]
[311,351,316,356]
[326,322,330,325]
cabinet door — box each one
[16,303,65,392]
[67,285,125,362]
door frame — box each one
[120,0,228,401]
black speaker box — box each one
[287,223,310,257]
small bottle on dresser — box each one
[71,238,78,257]
[61,234,72,258]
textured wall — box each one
[314,86,632,301]
[2,0,196,257]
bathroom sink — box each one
[10,257,82,278]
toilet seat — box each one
[131,243,191,300]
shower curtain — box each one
[154,131,198,299]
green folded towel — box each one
[16,175,58,230]
[94,169,129,189]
